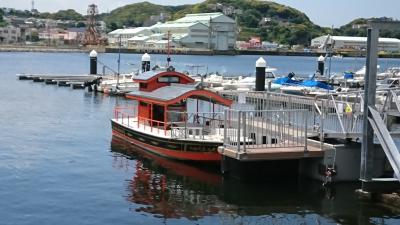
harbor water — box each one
[1,52,400,225]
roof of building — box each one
[128,35,150,41]
[174,12,234,24]
[108,28,123,35]
[155,40,171,44]
[126,84,232,106]
[150,33,165,37]
[108,27,150,35]
[172,33,189,41]
[320,35,400,43]
[151,22,202,29]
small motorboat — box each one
[278,73,334,96]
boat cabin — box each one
[112,66,232,161]
[119,70,232,140]
[133,70,195,92]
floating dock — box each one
[17,74,110,89]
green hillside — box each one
[102,2,190,30]
[335,18,400,39]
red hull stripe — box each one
[112,130,221,162]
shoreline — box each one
[1,45,400,58]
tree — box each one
[0,8,6,27]
[108,22,119,31]
[76,22,86,28]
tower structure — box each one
[83,4,100,45]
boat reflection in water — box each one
[111,136,228,220]
[111,137,400,224]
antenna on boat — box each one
[327,25,334,79]
[167,30,171,67]
[117,34,121,90]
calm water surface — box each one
[1,52,400,225]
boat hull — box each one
[111,120,222,162]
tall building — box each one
[107,12,236,51]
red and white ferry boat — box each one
[111,68,232,162]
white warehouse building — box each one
[311,35,400,52]
[107,12,236,51]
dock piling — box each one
[90,50,98,75]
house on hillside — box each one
[0,25,21,43]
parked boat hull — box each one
[111,120,222,162]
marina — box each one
[3,0,400,223]
[3,50,400,224]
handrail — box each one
[314,102,322,115]
[98,59,118,75]
[330,95,347,135]
[224,109,309,152]
[390,90,400,113]
[368,106,400,180]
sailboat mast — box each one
[117,35,121,89]
[167,30,171,67]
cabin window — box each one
[266,72,275,79]
[139,101,148,106]
[158,76,180,83]
[139,83,148,89]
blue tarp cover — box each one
[301,80,333,90]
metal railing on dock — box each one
[219,89,400,140]
[224,109,308,152]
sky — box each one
[1,0,399,27]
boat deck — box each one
[112,117,225,143]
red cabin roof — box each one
[133,70,195,92]
[126,84,232,107]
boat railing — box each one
[224,109,309,152]
[114,106,168,135]
[114,106,138,128]
[167,111,225,140]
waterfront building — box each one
[37,28,85,45]
[107,12,236,51]
[311,35,400,52]
[107,27,152,46]
[262,41,279,51]
[0,25,21,44]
